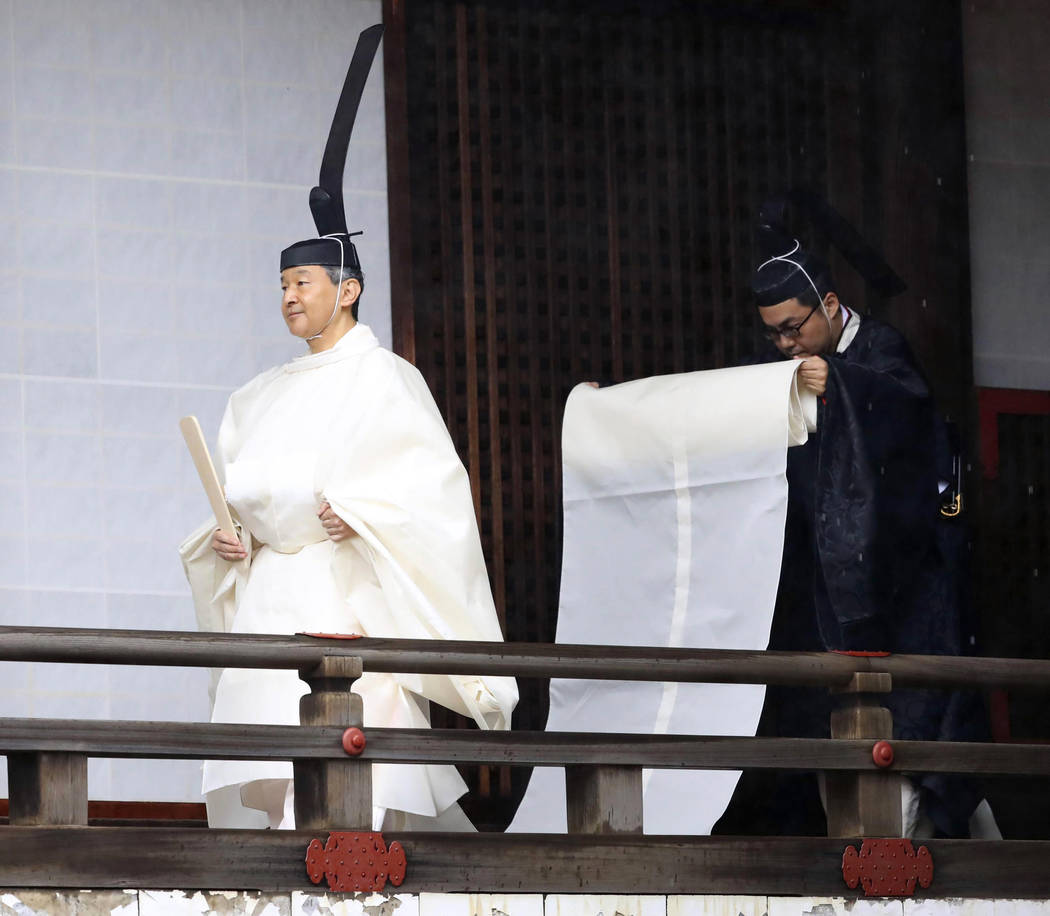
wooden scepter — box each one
[178,415,238,539]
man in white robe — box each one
[182,25,514,830]
[181,224,516,832]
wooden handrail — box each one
[1,626,1049,690]
[0,718,1048,776]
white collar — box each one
[836,304,861,353]
[284,322,380,373]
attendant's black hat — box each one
[750,190,906,307]
[752,240,831,309]
[279,24,384,275]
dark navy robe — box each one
[715,317,982,837]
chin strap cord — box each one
[305,233,347,342]
[757,238,833,332]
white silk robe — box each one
[180,323,517,827]
[510,361,816,834]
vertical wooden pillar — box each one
[565,765,643,834]
[294,656,372,831]
[383,0,416,364]
[8,752,88,825]
[824,671,903,837]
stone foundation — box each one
[1,892,1048,916]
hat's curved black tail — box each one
[758,189,907,298]
[310,23,385,238]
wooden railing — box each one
[1,626,1050,896]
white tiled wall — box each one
[0,0,390,802]
[963,0,1050,391]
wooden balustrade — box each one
[294,656,371,831]
[825,671,900,837]
[1,626,1050,895]
[7,752,87,827]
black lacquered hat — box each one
[279,23,384,275]
[750,189,906,307]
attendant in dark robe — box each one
[714,240,983,838]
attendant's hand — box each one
[211,528,247,562]
[795,355,828,396]
[318,501,355,542]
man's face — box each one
[280,265,340,339]
[759,295,835,358]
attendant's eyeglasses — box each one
[761,304,819,341]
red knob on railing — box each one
[342,727,367,756]
[872,740,894,768]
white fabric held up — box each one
[509,360,816,834]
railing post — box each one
[294,655,372,831]
[565,765,643,834]
[7,752,88,825]
[824,671,903,837]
